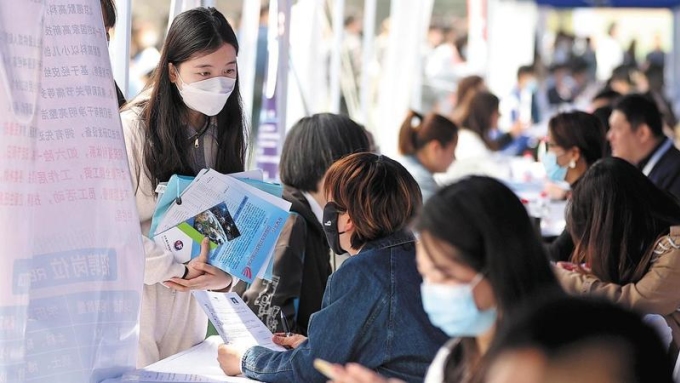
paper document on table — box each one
[193,291,286,352]
[119,336,261,382]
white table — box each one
[104,336,262,383]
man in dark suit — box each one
[609,94,680,200]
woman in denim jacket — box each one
[329,177,561,383]
[218,153,449,382]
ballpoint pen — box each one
[279,310,292,337]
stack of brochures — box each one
[151,169,291,283]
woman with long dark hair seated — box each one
[555,157,680,354]
[542,111,607,262]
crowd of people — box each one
[101,1,680,382]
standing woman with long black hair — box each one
[120,7,246,366]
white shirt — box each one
[302,191,323,224]
[435,129,502,186]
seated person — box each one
[555,157,680,354]
[218,153,449,382]
[608,94,680,199]
[436,91,517,184]
[541,111,606,262]
[398,110,458,202]
[329,177,561,383]
[233,113,370,335]
[485,295,675,383]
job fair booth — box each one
[2,0,680,382]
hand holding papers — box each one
[152,169,291,283]
[193,291,286,352]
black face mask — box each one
[322,202,346,255]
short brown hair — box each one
[324,153,421,249]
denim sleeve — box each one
[240,263,387,383]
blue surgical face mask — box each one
[420,274,497,337]
[542,151,568,182]
[525,78,538,93]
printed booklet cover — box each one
[155,202,241,264]
[153,169,291,284]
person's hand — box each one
[217,344,244,376]
[509,120,530,138]
[544,182,569,201]
[272,333,307,349]
[556,261,578,271]
[165,238,233,291]
[330,363,405,383]
[556,261,591,273]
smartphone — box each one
[313,358,336,380]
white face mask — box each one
[175,69,236,116]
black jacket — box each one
[234,186,331,335]
[640,139,680,202]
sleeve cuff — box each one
[240,347,252,375]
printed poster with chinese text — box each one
[0,1,145,382]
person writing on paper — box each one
[553,157,680,353]
[120,7,246,366]
[542,111,606,262]
[327,177,561,383]
[398,111,458,202]
[233,113,371,335]
[218,153,449,382]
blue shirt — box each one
[240,230,448,383]
[400,155,438,202]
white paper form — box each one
[119,336,261,383]
[193,291,286,353]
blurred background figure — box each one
[250,5,270,138]
[596,22,624,82]
[398,111,458,201]
[436,91,508,184]
[608,94,680,199]
[340,13,363,115]
[128,20,161,98]
[645,33,666,70]
[485,296,675,383]
[542,111,607,262]
[450,75,486,127]
[424,20,466,116]
[501,65,540,128]
[100,0,127,107]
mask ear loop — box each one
[469,273,484,289]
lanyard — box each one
[642,139,673,176]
